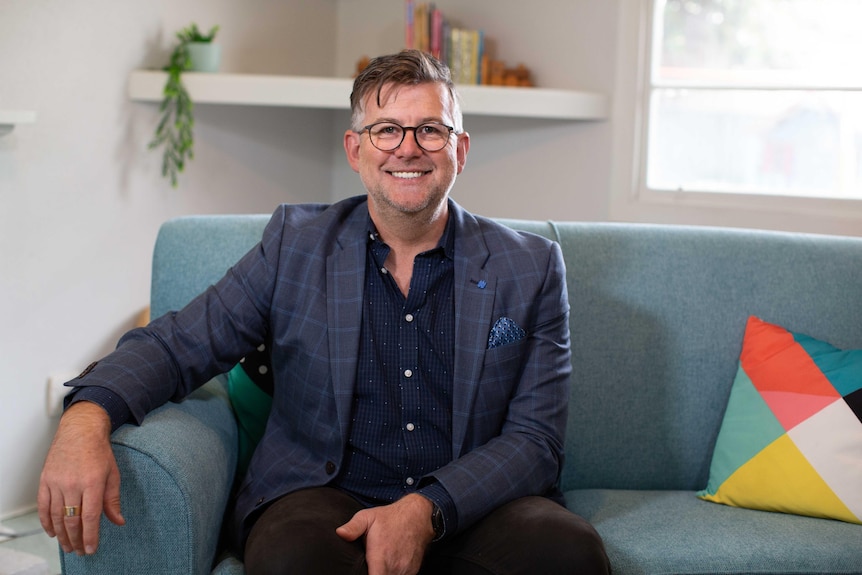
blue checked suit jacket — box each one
[81,196,572,542]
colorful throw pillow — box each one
[698,316,862,524]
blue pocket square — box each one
[487,317,526,349]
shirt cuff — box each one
[418,480,458,540]
[65,386,132,433]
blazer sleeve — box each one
[67,207,290,424]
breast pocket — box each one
[480,338,528,401]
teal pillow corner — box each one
[226,362,273,475]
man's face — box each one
[344,82,470,222]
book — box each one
[405,0,414,49]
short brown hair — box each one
[350,49,463,132]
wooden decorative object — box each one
[355,56,370,77]
[487,60,533,87]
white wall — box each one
[0,0,337,517]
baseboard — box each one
[1,503,38,522]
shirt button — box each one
[404,369,413,378]
[406,422,415,431]
[381,267,389,275]
[406,477,415,486]
[405,313,414,322]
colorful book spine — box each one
[416,3,428,53]
[405,0,414,49]
[431,7,443,60]
[473,30,484,84]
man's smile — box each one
[389,170,431,179]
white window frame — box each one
[610,0,862,235]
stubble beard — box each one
[365,177,452,227]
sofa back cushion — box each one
[151,215,271,318]
[529,222,862,492]
[152,215,862,493]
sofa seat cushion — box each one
[566,489,862,575]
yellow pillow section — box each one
[698,316,862,524]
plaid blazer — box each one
[84,196,571,544]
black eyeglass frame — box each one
[359,121,456,152]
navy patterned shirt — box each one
[333,218,457,534]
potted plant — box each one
[186,24,221,73]
[148,24,220,187]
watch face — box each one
[431,505,444,538]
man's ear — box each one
[344,130,361,173]
[456,131,470,174]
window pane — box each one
[655,0,862,87]
[649,0,862,199]
[647,89,862,198]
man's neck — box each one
[370,200,449,255]
[370,202,449,297]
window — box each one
[646,0,862,200]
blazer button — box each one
[255,496,266,506]
[325,461,337,475]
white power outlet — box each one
[46,372,78,417]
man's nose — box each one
[395,128,423,156]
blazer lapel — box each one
[451,202,496,457]
[327,206,369,445]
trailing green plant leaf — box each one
[148,23,218,187]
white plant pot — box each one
[187,42,221,73]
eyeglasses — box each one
[360,121,455,152]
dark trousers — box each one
[245,487,610,575]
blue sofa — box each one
[61,214,862,575]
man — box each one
[39,50,610,575]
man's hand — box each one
[336,493,435,575]
[38,401,125,555]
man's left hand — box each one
[336,493,435,575]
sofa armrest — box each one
[60,377,238,575]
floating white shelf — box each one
[128,70,608,121]
[0,110,37,136]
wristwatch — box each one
[430,503,445,541]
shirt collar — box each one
[366,213,456,260]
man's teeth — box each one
[391,171,425,179]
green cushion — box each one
[226,357,272,475]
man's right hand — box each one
[38,401,125,555]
